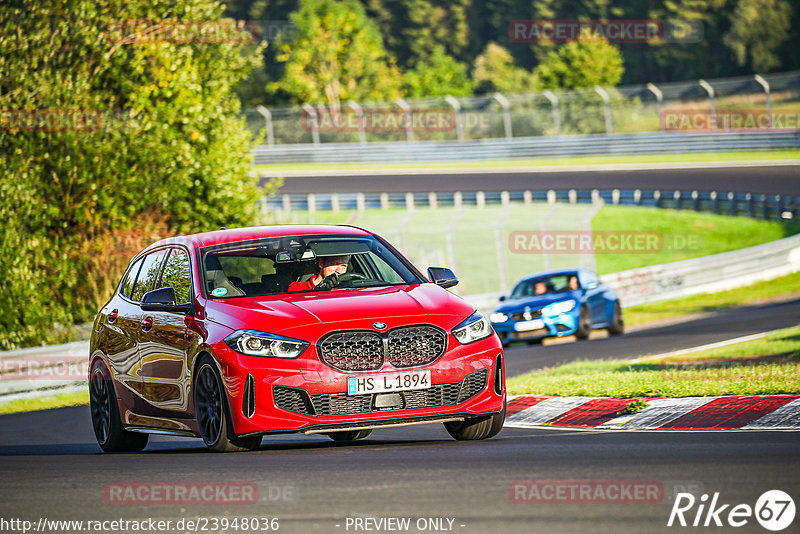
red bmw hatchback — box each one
[89,225,506,452]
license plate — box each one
[514,319,545,332]
[347,370,431,395]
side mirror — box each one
[141,287,193,314]
[427,267,458,289]
[499,295,506,302]
[585,281,599,289]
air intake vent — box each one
[243,374,256,418]
[494,354,504,395]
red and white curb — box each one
[505,395,800,430]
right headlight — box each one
[452,311,493,344]
[224,330,309,358]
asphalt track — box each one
[1,406,799,534]
[270,164,800,196]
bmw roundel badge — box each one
[373,322,387,330]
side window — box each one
[120,256,145,298]
[160,248,192,304]
[130,250,169,302]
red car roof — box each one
[143,225,372,252]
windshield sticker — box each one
[211,287,228,297]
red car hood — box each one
[204,283,475,336]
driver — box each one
[288,254,351,292]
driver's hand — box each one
[314,273,340,290]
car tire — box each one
[325,429,372,442]
[608,301,624,336]
[89,360,149,453]
[444,401,506,440]
[194,356,261,452]
[575,305,591,340]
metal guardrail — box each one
[252,132,800,164]
[266,188,800,221]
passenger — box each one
[288,255,350,292]
[568,275,579,291]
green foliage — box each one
[723,0,792,71]
[534,31,624,90]
[273,0,402,106]
[618,399,648,415]
[472,42,537,94]
[402,45,475,97]
[0,0,278,348]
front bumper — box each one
[492,311,578,342]
[213,338,506,436]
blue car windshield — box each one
[510,274,579,299]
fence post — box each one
[282,194,291,213]
[301,103,320,144]
[331,193,340,212]
[454,191,463,209]
[429,192,438,209]
[654,190,661,207]
[754,75,772,128]
[256,105,274,146]
[612,189,620,205]
[444,95,464,142]
[646,83,663,126]
[568,189,577,204]
[347,101,367,144]
[501,190,510,206]
[524,190,532,204]
[547,190,556,204]
[492,92,513,139]
[356,193,366,212]
[692,190,699,211]
[698,80,716,128]
[380,192,389,210]
[710,191,718,214]
[405,192,415,211]
[594,86,613,134]
[477,191,486,208]
[634,189,641,205]
[728,192,736,215]
[395,98,414,142]
[543,90,561,136]
[307,193,316,213]
[674,190,681,210]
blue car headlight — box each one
[224,329,309,358]
[452,311,493,344]
[543,299,576,316]
[489,312,508,323]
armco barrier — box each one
[252,131,800,164]
[2,235,800,404]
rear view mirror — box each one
[427,267,458,289]
[275,250,296,263]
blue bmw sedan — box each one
[490,268,623,346]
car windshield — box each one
[199,234,421,298]
[510,274,579,299]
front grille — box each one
[318,325,446,371]
[318,331,384,371]
[510,310,543,321]
[273,368,488,416]
[386,326,446,367]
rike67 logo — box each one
[668,490,795,531]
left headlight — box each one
[544,299,576,315]
[452,311,493,344]
[224,329,309,358]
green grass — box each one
[0,390,88,415]
[508,326,800,398]
[592,206,800,274]
[625,270,800,327]
[252,150,799,174]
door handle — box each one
[108,309,118,324]
[141,317,153,332]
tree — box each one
[273,0,401,106]
[472,42,537,94]
[724,0,792,72]
[402,45,475,97]
[533,30,624,90]
[0,0,277,347]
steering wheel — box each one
[338,272,368,282]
